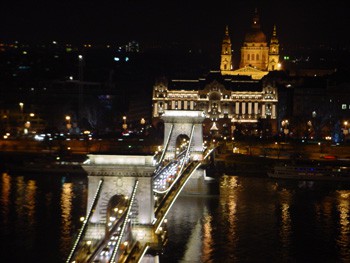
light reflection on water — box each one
[0,172,87,263]
[161,175,350,263]
[60,182,74,257]
[0,171,349,262]
[336,190,350,262]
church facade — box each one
[152,9,280,138]
[221,9,281,79]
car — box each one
[100,247,110,256]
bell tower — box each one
[268,25,280,71]
[220,25,233,73]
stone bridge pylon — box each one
[161,110,206,161]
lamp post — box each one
[344,121,348,141]
[65,115,71,131]
[19,102,24,113]
[281,119,289,141]
[19,102,24,134]
[122,116,127,130]
[24,121,30,134]
[140,118,145,134]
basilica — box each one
[152,9,281,138]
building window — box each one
[256,54,259,60]
[342,104,347,110]
[252,54,255,61]
[247,54,250,60]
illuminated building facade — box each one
[152,72,278,137]
[221,9,281,80]
[152,9,279,138]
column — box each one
[248,102,252,114]
[254,102,258,114]
[190,101,194,110]
[272,104,276,118]
[154,102,158,116]
[235,102,239,115]
[262,104,265,117]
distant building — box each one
[152,9,279,138]
[220,9,281,80]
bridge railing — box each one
[66,179,104,263]
[178,124,195,175]
[153,160,202,233]
[109,179,139,263]
[85,212,127,262]
[155,124,174,171]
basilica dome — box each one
[244,29,267,43]
[244,9,267,43]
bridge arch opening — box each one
[175,134,190,153]
[105,194,129,233]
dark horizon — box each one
[1,1,350,51]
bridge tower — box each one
[161,110,213,194]
[82,155,156,238]
[161,110,205,161]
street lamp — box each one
[281,119,289,140]
[65,115,72,131]
[140,118,145,134]
[19,102,24,121]
[24,121,30,134]
[18,102,24,135]
[122,116,127,130]
[140,118,145,125]
[344,121,348,142]
[344,121,348,134]
[19,102,24,112]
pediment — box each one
[232,66,265,74]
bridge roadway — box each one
[67,136,214,262]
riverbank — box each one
[214,151,350,177]
[0,151,88,175]
[1,139,349,177]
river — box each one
[0,170,349,263]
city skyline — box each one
[2,1,350,50]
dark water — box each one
[161,176,350,263]
[0,171,87,263]
[1,171,350,263]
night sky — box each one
[1,0,350,50]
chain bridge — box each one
[66,110,217,263]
